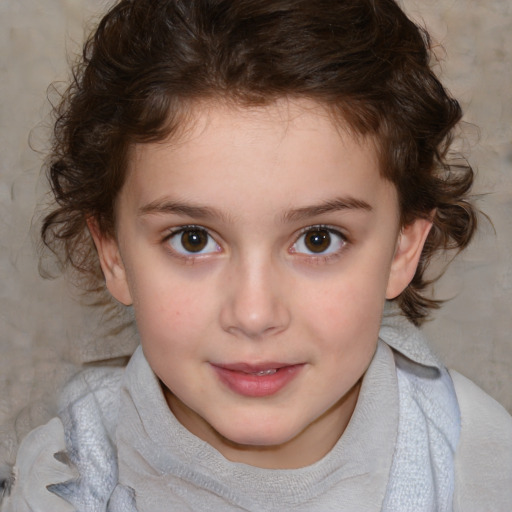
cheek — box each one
[297,265,388,354]
[129,271,216,348]
[305,264,388,321]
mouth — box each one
[210,362,304,397]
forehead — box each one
[122,98,395,221]
[129,97,378,162]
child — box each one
[2,0,511,510]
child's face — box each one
[93,98,430,469]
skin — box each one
[90,98,431,469]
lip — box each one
[211,362,304,397]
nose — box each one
[219,257,291,340]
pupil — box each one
[182,230,207,252]
[305,230,331,253]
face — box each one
[92,99,431,469]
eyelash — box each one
[161,224,349,263]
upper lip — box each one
[212,362,299,373]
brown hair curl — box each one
[41,0,477,324]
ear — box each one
[87,218,133,306]
[386,217,433,300]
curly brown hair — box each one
[41,0,477,325]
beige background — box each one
[1,0,511,464]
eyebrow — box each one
[281,197,373,222]
[138,199,228,221]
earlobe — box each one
[87,218,133,306]
[385,217,433,300]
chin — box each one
[215,418,300,448]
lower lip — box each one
[212,365,304,397]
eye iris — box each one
[305,230,331,253]
[181,229,208,252]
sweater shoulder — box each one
[0,366,125,512]
[0,417,76,512]
[451,370,512,512]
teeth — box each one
[253,369,277,376]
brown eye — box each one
[167,227,220,256]
[181,229,208,252]
[292,227,346,257]
[304,229,331,253]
